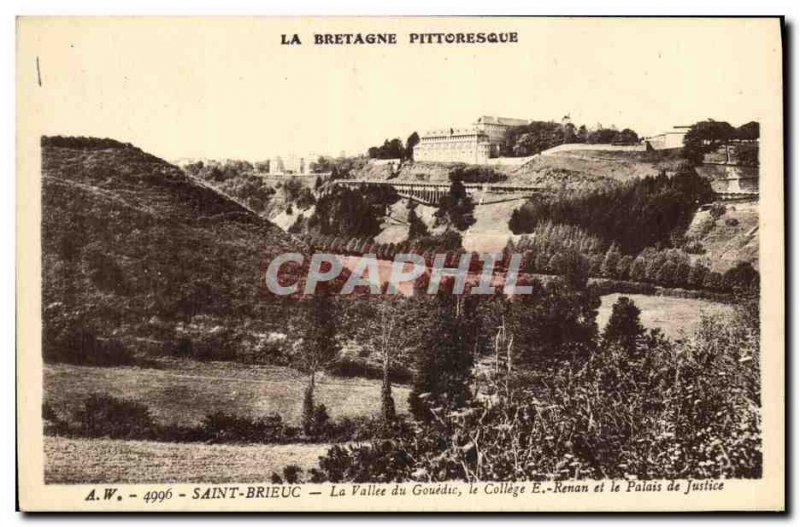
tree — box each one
[617,128,639,144]
[673,261,692,288]
[688,262,710,289]
[407,205,429,239]
[723,262,759,292]
[683,119,736,165]
[408,297,475,421]
[736,121,760,141]
[576,125,588,143]
[405,132,420,160]
[629,257,647,282]
[602,296,644,353]
[600,245,622,279]
[616,255,634,281]
[308,187,384,238]
[507,280,599,368]
[560,249,590,290]
[292,291,340,436]
[368,138,405,160]
[436,176,475,231]
[657,261,677,286]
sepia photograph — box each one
[15,16,784,512]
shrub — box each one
[683,240,706,255]
[708,203,726,220]
[73,394,155,439]
[43,326,135,367]
[448,165,506,184]
[165,329,238,362]
[327,357,413,384]
[200,411,288,443]
[723,262,759,292]
[282,465,304,484]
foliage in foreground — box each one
[296,296,760,483]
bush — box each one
[327,357,413,384]
[164,329,239,362]
[43,326,135,367]
[200,411,289,443]
[73,394,155,439]
[708,203,726,220]
[272,464,304,484]
[723,262,759,291]
[448,165,506,184]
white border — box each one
[5,1,797,525]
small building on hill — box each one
[645,126,691,150]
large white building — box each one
[413,115,532,164]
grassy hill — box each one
[353,149,684,190]
[41,136,304,364]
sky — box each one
[18,17,782,162]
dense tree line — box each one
[448,164,506,184]
[509,163,714,254]
[297,231,465,263]
[300,186,398,239]
[367,132,420,160]
[310,155,368,177]
[498,121,639,157]
[682,119,760,165]
[184,159,277,215]
[509,225,759,294]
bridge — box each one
[325,179,549,206]
[323,177,758,205]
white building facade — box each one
[413,115,532,164]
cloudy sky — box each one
[18,17,782,161]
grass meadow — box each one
[45,436,329,484]
[597,293,735,340]
[45,359,410,429]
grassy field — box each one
[45,359,410,428]
[45,436,329,484]
[597,293,735,340]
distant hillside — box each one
[353,148,685,191]
[41,137,305,363]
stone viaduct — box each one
[325,179,549,206]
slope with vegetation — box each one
[41,136,305,368]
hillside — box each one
[352,148,685,192]
[685,201,759,273]
[41,137,305,363]
[511,150,681,188]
